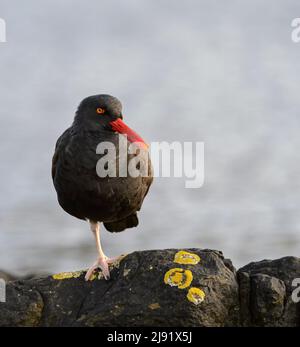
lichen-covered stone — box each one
[0,250,299,327]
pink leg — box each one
[85,221,110,281]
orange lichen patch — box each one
[174,251,200,265]
[52,271,83,280]
[164,268,193,289]
[187,287,205,305]
[148,302,161,310]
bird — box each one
[52,94,153,280]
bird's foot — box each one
[85,256,111,281]
[85,255,125,281]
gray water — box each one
[0,0,299,276]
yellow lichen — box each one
[164,268,193,289]
[88,272,98,281]
[52,271,83,280]
[187,287,205,305]
[174,251,200,265]
[86,270,105,281]
[148,303,161,310]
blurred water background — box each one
[0,0,300,276]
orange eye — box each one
[96,108,105,114]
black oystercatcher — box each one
[52,95,153,280]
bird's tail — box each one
[104,213,139,232]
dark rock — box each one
[0,249,239,327]
[238,256,300,326]
[0,250,299,327]
[0,281,43,327]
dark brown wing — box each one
[104,152,153,232]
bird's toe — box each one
[98,257,110,280]
[85,261,98,281]
[85,257,111,281]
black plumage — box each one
[52,94,153,279]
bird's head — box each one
[74,94,148,149]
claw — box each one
[85,256,110,281]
